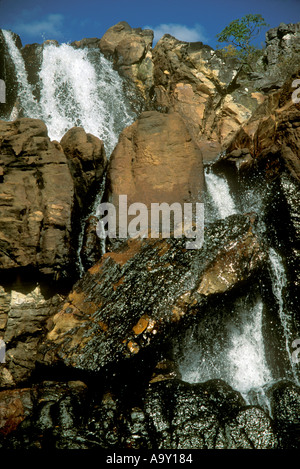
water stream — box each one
[175,165,298,407]
[2,30,40,119]
[2,30,135,155]
[2,30,135,275]
[2,30,298,409]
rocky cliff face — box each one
[0,119,106,285]
[0,21,299,450]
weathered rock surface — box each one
[0,119,106,279]
[40,214,266,373]
[105,110,204,226]
[60,126,107,211]
[151,34,262,152]
[1,21,300,451]
[269,380,300,449]
[0,377,280,449]
[0,380,88,448]
[0,118,74,277]
[225,69,300,182]
[144,379,277,449]
[99,22,154,99]
[264,22,300,69]
[0,286,62,386]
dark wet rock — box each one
[0,380,88,449]
[0,30,23,118]
[80,215,104,271]
[269,380,300,449]
[0,286,63,387]
[40,213,267,373]
[144,379,276,449]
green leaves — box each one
[216,14,268,55]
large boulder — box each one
[144,379,277,449]
[225,69,300,183]
[40,213,267,373]
[99,22,154,98]
[152,34,260,152]
[268,380,300,449]
[0,118,74,277]
[0,119,106,280]
[104,110,204,227]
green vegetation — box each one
[216,14,268,68]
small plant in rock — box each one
[216,14,268,70]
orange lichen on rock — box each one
[127,341,140,354]
[132,315,149,335]
[108,239,143,266]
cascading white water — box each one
[184,168,273,397]
[3,30,135,156]
[204,166,237,219]
[3,29,136,275]
[177,169,299,404]
[2,30,40,119]
[38,44,134,155]
[176,297,272,397]
[268,247,299,384]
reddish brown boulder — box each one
[105,110,204,232]
[0,119,106,279]
[0,388,32,436]
[0,118,74,276]
[60,126,107,210]
[226,70,300,182]
[40,213,266,373]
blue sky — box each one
[1,0,300,49]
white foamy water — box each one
[177,297,272,395]
[227,299,272,393]
[2,30,40,119]
[204,167,237,219]
[268,247,299,384]
[3,30,134,156]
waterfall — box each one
[3,30,136,275]
[204,166,237,219]
[2,30,135,156]
[268,247,299,384]
[38,43,134,155]
[2,30,40,119]
[175,296,272,399]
